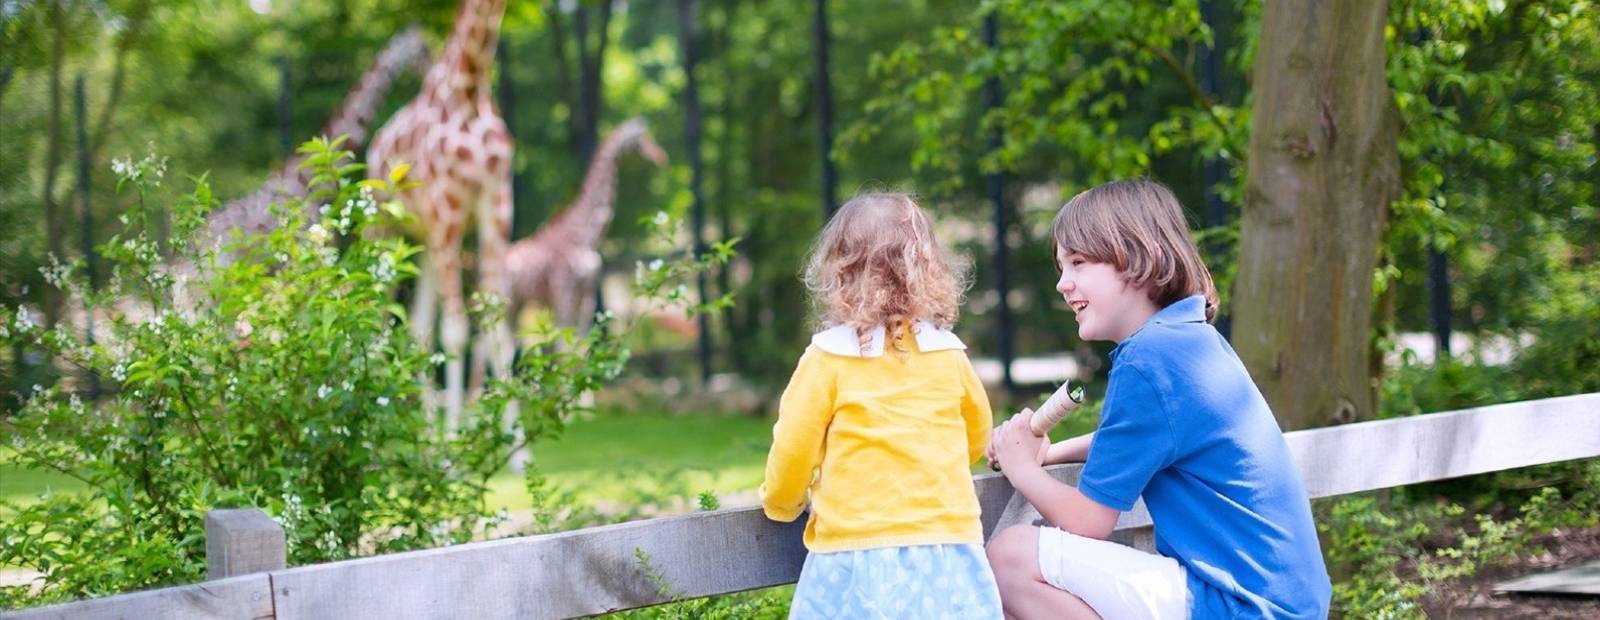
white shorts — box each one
[1037,526,1190,620]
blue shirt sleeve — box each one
[1077,363,1176,512]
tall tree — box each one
[1231,1,1400,430]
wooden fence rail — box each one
[6,392,1599,619]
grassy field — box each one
[1,409,775,512]
[4,402,1098,515]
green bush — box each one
[0,138,729,608]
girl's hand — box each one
[986,426,1002,470]
[993,409,1050,473]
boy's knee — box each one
[986,525,1038,574]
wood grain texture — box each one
[11,393,1596,619]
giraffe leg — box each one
[428,222,470,434]
[475,178,516,381]
[410,250,441,412]
[476,176,521,466]
[573,270,600,336]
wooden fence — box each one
[6,392,1599,619]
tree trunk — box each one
[1232,0,1400,430]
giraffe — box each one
[365,0,513,428]
[205,26,429,244]
[504,118,667,336]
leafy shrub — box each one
[0,138,729,608]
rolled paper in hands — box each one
[1026,382,1087,436]
[989,382,1087,472]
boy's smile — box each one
[1055,247,1159,343]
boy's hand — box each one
[993,409,1050,473]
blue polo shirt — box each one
[1077,295,1331,619]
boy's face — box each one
[1054,246,1159,343]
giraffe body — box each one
[367,0,512,427]
[505,118,667,334]
[206,26,429,244]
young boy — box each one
[987,180,1331,619]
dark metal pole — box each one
[1199,0,1231,338]
[678,0,711,386]
[75,75,99,399]
[277,57,293,157]
[982,14,1014,394]
[1408,27,1453,360]
[813,0,837,219]
[1426,242,1452,359]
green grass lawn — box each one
[5,403,1099,515]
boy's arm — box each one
[759,347,837,523]
[1043,432,1094,464]
[993,412,1119,539]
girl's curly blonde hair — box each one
[803,192,971,351]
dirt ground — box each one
[1422,525,1600,619]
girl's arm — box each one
[993,412,1119,539]
[759,347,837,523]
[1044,432,1093,465]
[958,355,995,465]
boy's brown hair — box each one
[1051,179,1220,322]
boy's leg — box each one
[987,526,1103,620]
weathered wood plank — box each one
[1287,392,1600,499]
[206,509,286,580]
[8,393,1595,619]
[1,575,273,620]
[1495,559,1600,595]
[267,508,808,619]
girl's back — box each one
[775,322,989,551]
[759,192,1003,619]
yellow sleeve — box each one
[958,353,993,465]
[759,346,837,523]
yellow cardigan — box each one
[760,322,994,552]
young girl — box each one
[761,192,1003,619]
[986,180,1331,619]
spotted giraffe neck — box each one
[543,133,640,249]
[425,0,505,104]
[207,27,428,240]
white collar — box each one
[810,320,967,357]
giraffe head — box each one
[612,117,668,167]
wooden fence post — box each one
[205,509,286,580]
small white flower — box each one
[652,210,670,227]
[340,380,353,391]
[376,396,390,407]
[648,258,665,272]
[308,224,331,246]
[13,308,35,333]
[316,384,332,399]
[275,252,289,263]
[429,352,446,365]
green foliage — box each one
[0,138,731,608]
[1320,460,1600,618]
[616,548,790,620]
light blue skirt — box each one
[789,543,1004,619]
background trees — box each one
[3,0,1596,421]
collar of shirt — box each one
[809,321,966,357]
[1110,294,1208,362]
